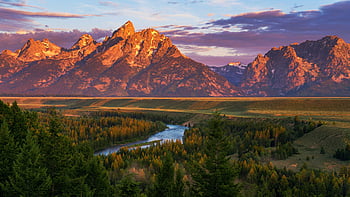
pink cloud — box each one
[160,1,350,65]
[0,7,100,18]
[0,5,101,32]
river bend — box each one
[95,125,187,155]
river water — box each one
[95,124,187,155]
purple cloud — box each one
[2,1,350,67]
[161,1,350,65]
[0,4,101,32]
[209,1,350,35]
[0,7,100,18]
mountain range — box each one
[212,36,350,96]
[0,21,349,97]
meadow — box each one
[2,97,349,125]
[1,96,350,170]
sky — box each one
[0,0,349,66]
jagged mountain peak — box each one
[293,36,346,49]
[320,35,345,44]
[141,28,161,36]
[71,34,96,50]
[293,35,347,52]
[8,22,350,97]
[0,21,238,97]
[17,38,61,61]
[267,45,298,59]
[1,49,17,56]
[96,23,181,68]
[209,62,247,86]
[253,53,268,63]
[240,35,350,96]
[111,20,135,40]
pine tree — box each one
[83,156,112,196]
[0,121,17,177]
[116,174,141,197]
[38,115,79,196]
[173,166,185,197]
[147,152,185,197]
[0,121,18,195]
[38,110,94,196]
[9,101,28,144]
[7,132,52,197]
[151,152,176,197]
[190,113,239,197]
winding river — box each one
[95,125,188,155]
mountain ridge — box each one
[218,35,350,96]
[1,21,349,97]
[0,21,240,97]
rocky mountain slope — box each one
[0,21,239,96]
[1,21,349,97]
[209,62,247,86]
[222,36,350,96]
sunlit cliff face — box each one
[0,21,239,97]
[241,36,350,96]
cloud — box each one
[0,0,45,10]
[177,44,248,57]
[207,13,215,17]
[176,44,250,65]
[0,28,112,52]
[208,1,350,35]
[98,1,118,8]
[3,1,350,67]
[158,1,350,65]
[207,0,240,6]
[0,4,101,32]
[168,2,179,5]
[0,7,100,18]
[168,0,204,5]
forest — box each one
[0,99,350,196]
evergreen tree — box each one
[0,121,17,178]
[0,121,18,195]
[83,156,112,196]
[190,113,239,197]
[37,111,88,196]
[9,101,28,144]
[150,153,176,197]
[116,174,141,197]
[7,132,51,197]
[173,167,185,197]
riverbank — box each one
[95,124,187,155]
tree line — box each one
[0,101,111,196]
[1,99,350,196]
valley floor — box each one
[2,96,350,171]
[2,96,349,125]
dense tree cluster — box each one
[334,144,350,161]
[238,160,350,196]
[90,110,193,125]
[61,115,166,150]
[2,99,350,196]
[0,101,111,196]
